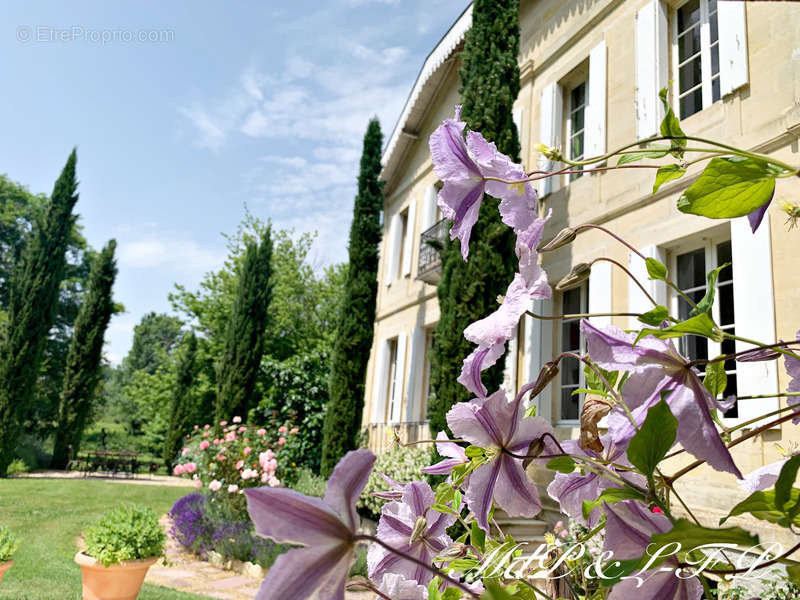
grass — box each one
[0,478,210,600]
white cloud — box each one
[178,106,226,150]
[118,234,225,275]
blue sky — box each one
[0,0,469,364]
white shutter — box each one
[385,213,402,285]
[635,0,669,139]
[421,185,438,231]
[628,245,668,328]
[513,107,524,153]
[586,41,607,160]
[537,82,563,197]
[401,202,416,277]
[718,0,749,96]
[731,215,778,421]
[389,333,407,424]
[371,340,391,423]
[588,260,612,327]
[523,298,554,423]
[405,326,427,422]
[503,330,518,396]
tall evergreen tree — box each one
[215,228,273,423]
[320,119,383,477]
[50,239,118,469]
[0,149,80,475]
[163,332,198,472]
[428,0,522,433]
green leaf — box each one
[659,88,687,155]
[483,582,515,600]
[637,312,722,344]
[442,588,463,600]
[638,305,670,326]
[428,579,443,600]
[546,456,576,473]
[689,262,731,317]
[436,482,455,506]
[775,455,800,511]
[703,360,728,399]
[431,503,459,516]
[653,164,686,193]
[645,257,668,280]
[617,147,670,165]
[453,490,462,513]
[721,489,800,528]
[787,563,800,587]
[627,399,677,477]
[471,521,486,553]
[650,519,759,552]
[677,157,780,219]
[581,487,644,520]
[583,362,619,393]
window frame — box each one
[668,230,741,425]
[385,338,399,423]
[566,80,587,182]
[397,208,409,279]
[670,0,721,119]
[556,283,589,426]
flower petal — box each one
[464,458,503,533]
[738,459,787,493]
[457,343,505,398]
[245,487,349,546]
[492,453,542,519]
[324,448,376,531]
[446,398,497,448]
[255,544,352,600]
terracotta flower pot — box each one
[74,551,158,600]
[0,560,13,583]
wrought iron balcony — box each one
[416,218,448,284]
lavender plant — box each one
[243,91,800,599]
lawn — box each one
[0,478,210,600]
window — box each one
[421,328,435,420]
[671,237,738,417]
[673,0,720,119]
[397,209,409,279]
[386,339,399,422]
[558,285,589,422]
[566,81,587,181]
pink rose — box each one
[228,484,239,494]
[213,438,221,445]
[220,421,228,427]
[225,432,236,442]
[186,462,197,473]
[238,426,247,433]
[289,427,299,435]
[193,425,199,430]
[194,480,203,488]
[174,464,184,475]
[209,480,222,491]
[232,416,242,424]
[268,476,280,487]
[217,453,226,461]
[202,431,208,438]
[278,437,286,446]
[204,424,210,430]
[236,460,244,469]
[278,426,288,434]
[243,446,252,456]
[199,440,210,450]
[256,428,266,436]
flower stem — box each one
[724,333,800,363]
[590,257,659,308]
[346,580,392,600]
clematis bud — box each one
[437,543,468,560]
[537,227,577,252]
[534,142,563,161]
[522,437,547,470]
[409,516,428,543]
[526,361,560,400]
[555,263,591,291]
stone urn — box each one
[75,551,158,600]
[0,560,13,583]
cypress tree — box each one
[163,332,198,472]
[0,150,80,476]
[51,239,118,469]
[215,228,273,423]
[428,0,522,434]
[320,119,383,477]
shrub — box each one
[6,459,28,475]
[83,504,166,567]
[0,527,20,562]
[168,493,285,569]
[357,444,430,518]
[289,468,326,498]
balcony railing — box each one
[416,218,448,284]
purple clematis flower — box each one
[423,431,468,476]
[738,458,788,493]
[603,500,702,600]
[784,331,800,423]
[368,480,455,586]
[446,389,555,533]
[747,189,774,233]
[429,106,538,260]
[581,320,742,478]
[457,213,552,397]
[377,573,429,600]
[547,435,646,527]
[245,449,375,600]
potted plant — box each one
[75,504,166,600]
[0,526,20,583]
